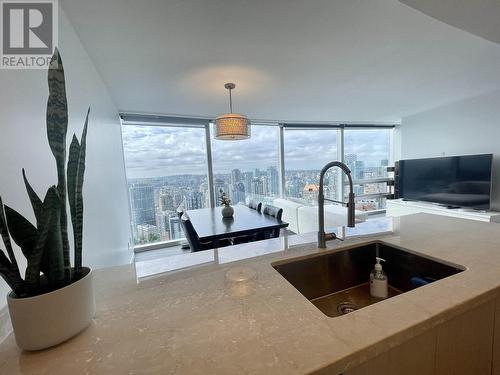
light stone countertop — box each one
[1,213,500,374]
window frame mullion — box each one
[205,123,216,208]
[337,128,345,202]
[278,124,286,199]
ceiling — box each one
[400,0,500,44]
[61,0,500,123]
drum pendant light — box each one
[214,83,251,140]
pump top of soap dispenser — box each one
[375,257,385,271]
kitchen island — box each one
[1,213,499,374]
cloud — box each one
[121,125,391,179]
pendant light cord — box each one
[228,87,233,113]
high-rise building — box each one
[345,154,365,180]
[155,212,170,241]
[243,172,253,194]
[354,161,365,179]
[137,224,159,243]
[231,169,242,185]
[169,216,183,240]
[286,175,303,198]
[184,190,204,210]
[198,182,210,207]
[266,166,279,196]
[345,153,357,167]
[231,182,246,204]
[159,190,174,212]
[261,175,269,196]
[173,192,183,208]
[251,178,264,196]
[129,183,156,236]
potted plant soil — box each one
[0,49,95,351]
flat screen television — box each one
[398,154,493,210]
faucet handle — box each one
[325,232,337,242]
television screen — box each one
[398,154,493,210]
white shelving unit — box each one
[386,199,500,223]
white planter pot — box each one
[7,267,96,351]
[222,205,234,218]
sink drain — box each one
[337,302,359,315]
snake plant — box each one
[0,49,89,297]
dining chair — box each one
[233,204,284,244]
[176,205,184,218]
[232,199,263,244]
[247,199,262,213]
[176,205,190,250]
[263,205,283,221]
[180,213,231,252]
[259,204,284,239]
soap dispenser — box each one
[370,257,388,299]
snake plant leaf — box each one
[67,134,80,231]
[2,207,51,284]
[4,206,38,259]
[46,48,68,195]
[0,251,11,269]
[21,170,50,281]
[22,169,43,225]
[24,186,63,293]
[42,191,65,289]
[3,205,52,278]
[46,48,68,169]
[0,251,24,296]
[67,133,81,273]
[46,48,71,279]
[73,109,89,274]
[0,197,21,277]
[0,253,22,295]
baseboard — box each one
[0,305,12,343]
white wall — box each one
[400,90,500,211]
[0,8,132,305]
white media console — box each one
[386,199,500,223]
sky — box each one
[121,125,391,179]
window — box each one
[211,124,279,206]
[344,129,392,212]
[283,129,340,205]
[121,117,394,250]
[121,125,210,246]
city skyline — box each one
[122,125,391,179]
[126,156,389,245]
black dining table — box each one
[186,205,289,247]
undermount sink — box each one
[272,241,464,317]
